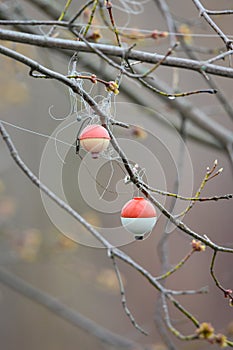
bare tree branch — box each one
[0,28,233,78]
[0,2,232,148]
[0,2,233,347]
[192,0,233,50]
[0,44,232,253]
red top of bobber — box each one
[121,197,156,218]
[79,125,110,140]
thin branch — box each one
[156,248,195,281]
[140,182,232,203]
[132,71,233,148]
[78,54,224,149]
[106,0,122,47]
[71,28,214,98]
[98,4,168,43]
[176,20,233,122]
[210,251,233,305]
[124,49,216,98]
[66,73,120,94]
[154,298,178,350]
[72,25,212,98]
[165,294,200,328]
[69,0,94,25]
[226,143,233,174]
[83,0,98,37]
[153,0,233,122]
[166,287,208,296]
[110,254,148,335]
[207,50,233,64]
[175,160,224,218]
[161,294,198,341]
[192,0,233,50]
[154,115,187,349]
[153,0,177,46]
[206,10,233,15]
[48,0,73,37]
[58,0,73,21]
[0,19,70,27]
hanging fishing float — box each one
[78,124,111,159]
[121,197,157,240]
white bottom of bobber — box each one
[80,138,110,157]
[121,217,157,238]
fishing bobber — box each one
[121,197,157,240]
[78,124,111,159]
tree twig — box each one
[110,253,148,335]
[210,250,233,305]
[192,0,233,50]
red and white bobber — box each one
[121,197,157,240]
[78,124,111,159]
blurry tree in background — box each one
[0,1,233,349]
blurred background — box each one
[0,0,232,349]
